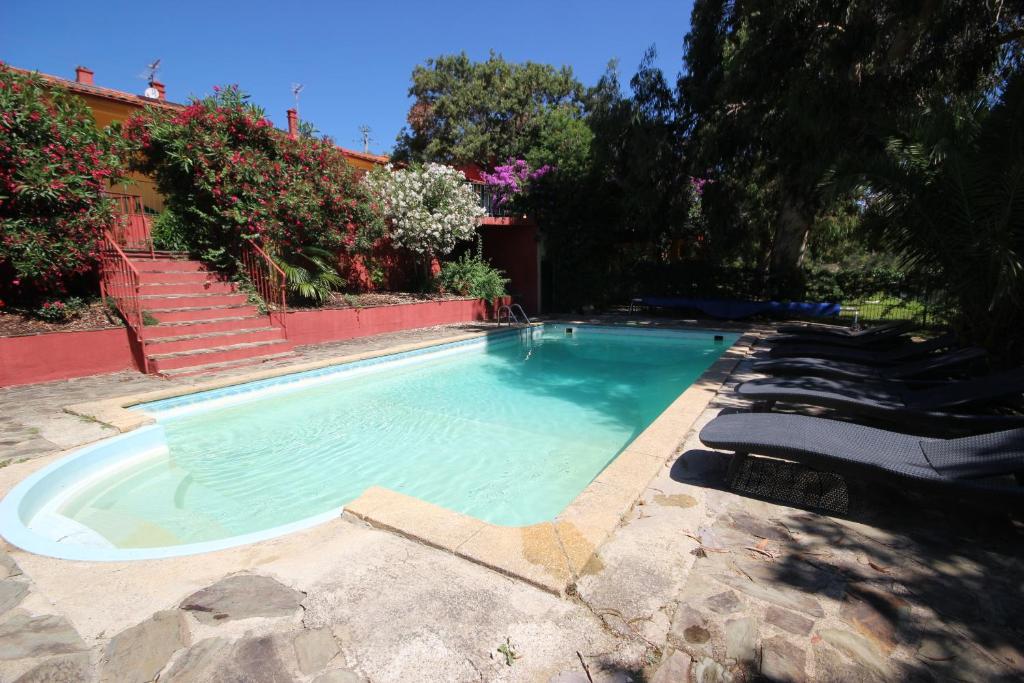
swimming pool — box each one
[0,324,737,560]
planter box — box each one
[0,328,136,388]
[284,298,491,346]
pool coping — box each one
[344,328,755,595]
[56,321,755,596]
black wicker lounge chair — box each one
[752,347,986,381]
[699,412,1024,501]
[737,368,1024,434]
[775,320,912,337]
[764,321,916,348]
[763,333,956,363]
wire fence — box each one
[631,261,948,327]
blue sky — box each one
[2,0,693,155]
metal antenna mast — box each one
[291,83,304,117]
[143,58,162,83]
[358,124,372,153]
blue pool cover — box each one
[639,297,841,320]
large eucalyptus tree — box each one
[679,0,1023,292]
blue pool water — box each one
[14,325,736,552]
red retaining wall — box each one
[0,298,492,387]
[283,297,490,346]
[0,328,137,388]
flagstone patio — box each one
[1,321,1022,682]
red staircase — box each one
[100,192,294,377]
[125,251,294,376]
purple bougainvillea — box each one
[480,159,553,206]
[689,176,713,196]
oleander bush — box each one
[362,163,484,277]
[35,296,86,323]
[121,85,385,302]
[0,64,125,304]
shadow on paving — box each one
[669,447,1024,681]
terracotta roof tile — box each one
[7,65,184,110]
[8,63,389,166]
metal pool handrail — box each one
[497,303,532,326]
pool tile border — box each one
[59,322,755,596]
[63,327,528,432]
[345,330,757,595]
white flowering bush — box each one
[363,163,485,257]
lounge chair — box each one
[698,412,1024,501]
[764,321,915,348]
[763,333,956,363]
[752,347,986,381]
[775,320,912,337]
[736,368,1024,434]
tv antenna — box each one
[140,58,161,83]
[291,83,304,116]
[358,124,373,153]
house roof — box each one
[7,65,185,110]
[8,63,388,166]
[340,148,390,165]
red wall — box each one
[284,297,490,346]
[479,219,540,314]
[0,328,137,388]
[0,298,493,387]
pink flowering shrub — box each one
[34,296,85,322]
[0,64,125,303]
[689,176,713,196]
[479,158,553,209]
[122,86,384,294]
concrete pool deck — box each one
[1,318,1022,682]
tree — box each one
[836,72,1024,363]
[679,0,1023,293]
[0,65,125,303]
[393,52,586,166]
[532,52,690,309]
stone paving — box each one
[0,321,1022,682]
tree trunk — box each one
[768,195,812,297]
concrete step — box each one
[147,304,261,324]
[146,315,272,338]
[124,249,189,259]
[157,351,297,378]
[145,327,284,355]
[140,292,248,309]
[137,270,221,285]
[138,281,237,296]
[149,339,295,372]
[131,259,208,273]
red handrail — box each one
[240,239,288,335]
[103,191,154,257]
[99,230,150,373]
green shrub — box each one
[150,210,192,252]
[436,253,508,301]
[35,296,86,323]
[272,246,345,305]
